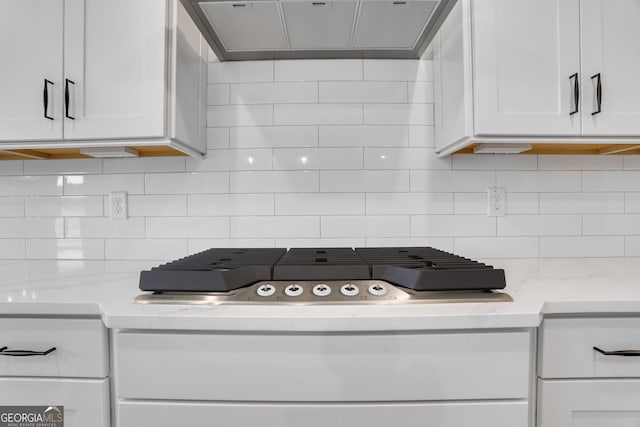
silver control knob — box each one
[284,284,303,297]
[256,283,276,297]
[312,283,331,297]
[340,283,359,297]
[368,283,387,296]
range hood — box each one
[180,0,455,60]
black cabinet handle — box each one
[65,79,75,120]
[591,73,602,115]
[43,79,54,120]
[569,73,579,115]
[0,346,56,357]
[594,346,640,356]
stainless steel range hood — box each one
[180,0,455,60]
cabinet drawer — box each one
[0,318,108,378]
[119,401,528,427]
[539,317,640,379]
[0,377,110,427]
[116,330,531,401]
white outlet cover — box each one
[487,188,506,217]
[110,191,128,220]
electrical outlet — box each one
[487,188,506,217]
[110,191,128,220]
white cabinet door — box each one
[580,0,640,136]
[0,0,64,141]
[472,0,581,136]
[63,0,166,140]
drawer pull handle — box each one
[593,346,640,357]
[0,346,56,357]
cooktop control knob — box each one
[256,283,276,297]
[340,283,359,297]
[284,284,303,297]
[368,283,388,296]
[312,283,331,297]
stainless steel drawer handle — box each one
[593,346,640,357]
[0,346,56,357]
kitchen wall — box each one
[1,59,639,264]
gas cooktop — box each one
[135,247,511,305]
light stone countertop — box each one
[0,258,638,331]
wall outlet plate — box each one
[110,191,128,220]
[487,188,506,217]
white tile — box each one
[320,170,410,192]
[365,237,454,251]
[274,104,362,125]
[231,171,318,193]
[319,126,408,147]
[453,193,486,215]
[189,194,274,216]
[321,215,410,238]
[367,193,453,214]
[538,155,622,170]
[230,82,318,104]
[498,215,581,236]
[626,236,640,256]
[106,239,188,261]
[275,193,365,215]
[497,171,581,192]
[188,239,276,252]
[26,196,103,217]
[64,174,144,195]
[408,126,435,148]
[319,82,407,103]
[364,104,434,125]
[207,84,230,105]
[208,60,274,83]
[145,172,229,194]
[627,193,640,213]
[275,59,363,81]
[146,217,230,238]
[24,159,102,175]
[187,149,273,171]
[26,239,105,260]
[207,128,230,149]
[207,105,273,127]
[363,60,433,81]
[364,148,450,170]
[407,82,434,103]
[102,157,186,173]
[540,236,624,258]
[410,170,495,192]
[0,240,25,259]
[105,260,165,273]
[540,193,624,214]
[273,148,363,170]
[230,126,318,148]
[128,195,188,217]
[452,154,538,170]
[0,176,62,196]
[0,161,23,175]
[454,237,539,259]
[623,155,640,170]
[231,216,320,238]
[583,214,640,235]
[66,218,145,238]
[0,198,24,217]
[583,171,640,192]
[506,193,540,214]
[0,218,63,238]
[277,238,366,248]
[411,215,496,237]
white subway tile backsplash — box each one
[189,194,274,216]
[538,155,622,170]
[231,216,320,238]
[454,237,539,259]
[207,127,231,149]
[187,149,273,171]
[146,217,230,238]
[0,176,62,196]
[0,198,24,217]
[452,154,538,170]
[320,126,408,148]
[365,237,454,251]
[207,84,230,105]
[363,60,433,81]
[407,82,434,103]
[321,170,410,192]
[274,148,363,170]
[127,195,188,217]
[106,239,187,261]
[146,172,229,194]
[102,157,186,173]
[540,193,624,214]
[411,215,496,237]
[66,218,145,238]
[277,238,366,248]
[207,105,274,127]
[453,193,486,215]
[364,148,450,170]
[230,126,318,148]
[24,159,102,175]
[276,193,365,215]
[0,218,63,238]
[26,196,103,217]
[319,82,407,103]
[367,193,453,214]
[624,155,640,170]
[26,238,105,260]
[627,193,640,213]
[364,104,434,126]
[626,236,640,256]
[188,239,276,253]
[231,171,318,193]
[408,126,435,148]
[583,214,640,235]
[497,171,581,192]
[275,59,363,81]
[498,215,582,236]
[583,171,640,192]
[506,193,540,214]
[0,161,23,175]
[322,215,410,238]
[230,82,318,104]
[274,104,363,125]
[209,60,274,83]
[64,174,144,195]
[410,170,495,192]
[0,240,25,259]
[540,236,624,257]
